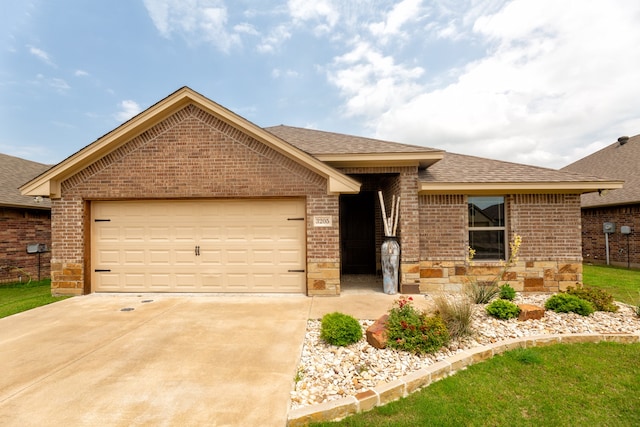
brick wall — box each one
[581,204,640,268]
[419,195,467,259]
[0,207,51,283]
[52,104,339,295]
[418,193,584,293]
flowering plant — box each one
[386,296,449,354]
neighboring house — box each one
[0,153,52,283]
[562,135,640,268]
[21,87,622,296]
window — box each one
[468,196,505,260]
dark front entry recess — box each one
[340,192,376,274]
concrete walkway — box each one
[0,291,405,426]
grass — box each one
[0,279,70,319]
[311,342,640,426]
[583,264,640,305]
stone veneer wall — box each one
[419,194,583,293]
[50,104,340,296]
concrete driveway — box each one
[0,294,313,427]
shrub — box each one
[386,297,450,354]
[486,299,521,320]
[565,286,618,312]
[499,283,516,301]
[433,294,474,339]
[544,293,595,316]
[320,312,363,346]
[466,280,500,304]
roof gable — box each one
[21,87,360,198]
[562,134,640,207]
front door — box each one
[340,192,376,274]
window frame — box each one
[467,195,507,261]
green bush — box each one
[386,297,450,354]
[486,299,521,320]
[545,293,595,316]
[565,286,618,312]
[320,312,363,346]
[499,283,516,301]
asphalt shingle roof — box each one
[562,134,640,207]
[265,125,439,155]
[0,153,51,209]
[421,152,611,184]
[266,125,615,186]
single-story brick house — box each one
[562,134,640,268]
[1,153,52,283]
[21,87,622,296]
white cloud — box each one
[368,0,424,42]
[234,23,259,36]
[142,0,240,52]
[74,69,89,77]
[326,0,640,168]
[271,68,300,79]
[114,100,142,122]
[288,0,339,34]
[34,74,70,92]
[328,39,424,118]
[28,45,55,66]
[257,25,291,53]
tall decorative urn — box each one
[381,236,399,294]
[378,191,401,295]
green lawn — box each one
[312,343,640,426]
[583,264,640,305]
[0,279,70,319]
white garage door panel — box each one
[92,200,306,293]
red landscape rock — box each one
[518,304,545,321]
[366,314,389,349]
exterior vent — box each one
[618,136,630,145]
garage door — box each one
[91,199,306,293]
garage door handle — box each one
[195,246,200,256]
[288,269,305,273]
[95,269,111,272]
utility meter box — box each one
[603,222,615,233]
[621,226,632,235]
[26,243,48,254]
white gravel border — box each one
[291,294,640,409]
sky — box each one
[2,0,640,170]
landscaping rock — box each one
[518,304,545,321]
[366,314,389,349]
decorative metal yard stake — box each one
[378,191,400,295]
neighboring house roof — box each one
[21,87,361,198]
[0,153,51,210]
[419,152,622,195]
[562,134,640,208]
[265,125,443,168]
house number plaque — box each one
[313,216,332,227]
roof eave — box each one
[419,181,624,195]
[317,152,444,168]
